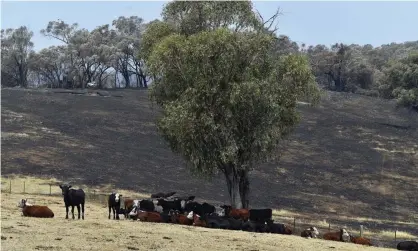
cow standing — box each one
[108,192,122,220]
[59,184,85,220]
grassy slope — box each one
[1,88,417,247]
[1,193,393,251]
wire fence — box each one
[1,179,411,248]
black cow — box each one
[265,219,292,235]
[397,241,418,251]
[185,202,215,216]
[202,214,230,229]
[156,199,182,213]
[249,208,272,222]
[151,191,176,199]
[174,195,196,202]
[242,220,268,233]
[227,217,243,230]
[59,184,85,220]
[108,192,122,220]
[139,199,155,212]
[159,212,172,223]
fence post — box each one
[328,223,331,231]
[49,184,52,196]
[293,218,296,231]
[360,225,363,237]
[395,229,397,241]
[9,180,12,193]
[23,181,26,194]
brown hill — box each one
[1,88,417,246]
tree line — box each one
[2,4,417,109]
[1,1,417,208]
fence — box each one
[0,179,119,207]
[1,179,412,248]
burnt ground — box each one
[1,88,417,244]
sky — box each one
[1,1,418,52]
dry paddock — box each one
[1,193,395,251]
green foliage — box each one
[148,28,320,176]
[162,1,260,36]
[140,20,176,61]
[378,52,418,108]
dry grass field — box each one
[1,87,417,250]
[1,190,397,251]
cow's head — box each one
[17,198,27,208]
[59,184,72,195]
[219,205,231,215]
[309,227,320,238]
[186,211,194,220]
[114,193,122,202]
[340,228,350,242]
[215,207,226,217]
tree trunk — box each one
[224,166,250,209]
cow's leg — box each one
[65,206,69,219]
[81,203,85,220]
[71,205,75,219]
[77,205,81,219]
[116,207,120,220]
[108,205,111,219]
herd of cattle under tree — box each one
[15,185,418,251]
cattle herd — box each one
[16,185,418,251]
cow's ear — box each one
[68,185,72,188]
[119,194,122,197]
[59,185,62,189]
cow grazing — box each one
[323,228,351,242]
[397,241,418,251]
[221,205,249,221]
[249,208,272,222]
[108,192,122,220]
[301,227,320,238]
[151,191,176,199]
[137,211,163,223]
[350,235,372,246]
[59,184,85,220]
[18,199,54,218]
[266,219,292,235]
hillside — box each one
[1,88,417,247]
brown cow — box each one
[323,228,351,242]
[187,211,207,227]
[221,205,249,221]
[18,199,54,218]
[124,198,136,219]
[301,226,320,238]
[137,211,163,223]
[170,211,192,225]
[350,235,372,246]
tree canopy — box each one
[144,1,320,208]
